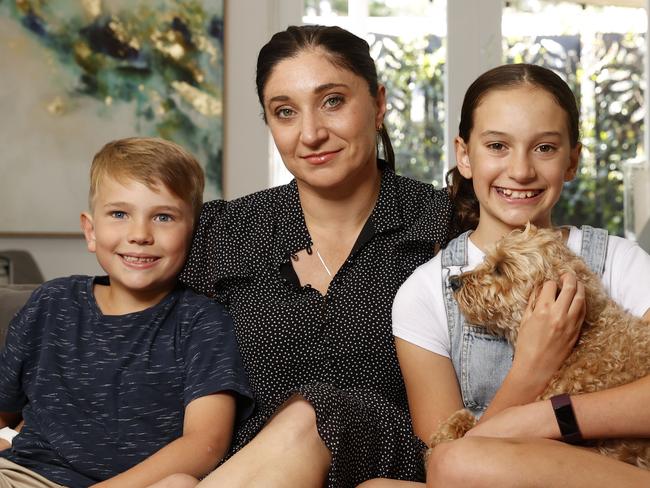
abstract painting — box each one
[0,0,224,234]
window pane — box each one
[373,32,446,185]
[304,0,347,16]
[503,1,646,237]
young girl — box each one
[377,64,650,487]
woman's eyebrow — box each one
[268,95,290,104]
[267,83,349,105]
[313,83,348,94]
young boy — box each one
[0,137,253,488]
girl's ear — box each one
[565,142,582,181]
[455,136,472,179]
[80,212,97,253]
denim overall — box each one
[441,226,608,417]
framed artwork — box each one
[0,0,224,235]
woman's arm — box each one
[480,274,586,421]
[395,338,463,443]
[92,393,236,488]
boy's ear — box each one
[455,136,472,179]
[80,212,97,253]
[565,142,582,182]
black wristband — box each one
[551,393,583,444]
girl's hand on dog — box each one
[512,273,586,396]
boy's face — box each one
[81,176,194,308]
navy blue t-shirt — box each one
[0,275,253,488]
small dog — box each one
[430,224,650,468]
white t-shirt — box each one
[393,226,650,358]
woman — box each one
[177,25,456,487]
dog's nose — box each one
[449,275,463,292]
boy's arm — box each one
[92,392,236,488]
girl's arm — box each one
[395,338,463,443]
[92,393,236,488]
[468,309,650,439]
[480,274,586,421]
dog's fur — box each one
[429,225,650,468]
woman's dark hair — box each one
[446,63,580,231]
[256,25,394,170]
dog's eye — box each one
[492,265,502,276]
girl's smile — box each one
[494,187,543,200]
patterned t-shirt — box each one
[0,275,253,488]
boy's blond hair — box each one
[89,137,205,221]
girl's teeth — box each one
[498,188,540,199]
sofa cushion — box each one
[0,285,37,347]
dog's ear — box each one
[543,238,576,280]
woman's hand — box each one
[467,400,560,439]
[511,273,586,394]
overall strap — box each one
[441,230,513,416]
[441,230,471,268]
[441,231,471,367]
[579,225,609,277]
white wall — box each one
[223,0,302,198]
[0,236,99,281]
[445,0,502,168]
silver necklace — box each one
[316,249,333,277]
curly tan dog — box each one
[429,224,650,468]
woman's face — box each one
[455,86,580,243]
[263,48,386,193]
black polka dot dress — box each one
[180,167,456,487]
